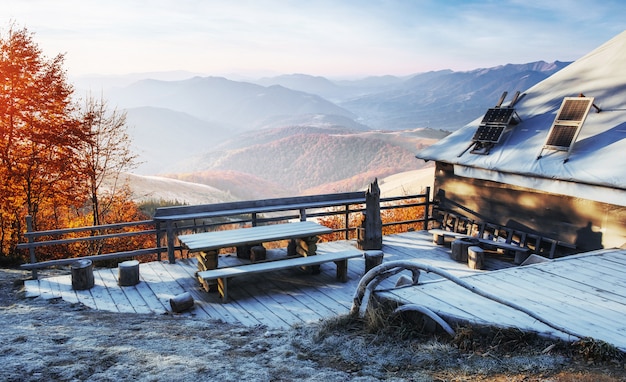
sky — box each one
[2,0,625,79]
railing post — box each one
[252,213,258,226]
[155,221,162,262]
[423,186,431,230]
[299,208,306,222]
[166,221,176,264]
[25,215,38,279]
[344,204,350,240]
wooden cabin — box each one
[417,30,626,255]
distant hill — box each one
[92,60,571,200]
[166,125,443,195]
[109,173,236,205]
[165,170,292,201]
[106,76,356,131]
[338,61,571,130]
[120,167,436,207]
[125,106,234,174]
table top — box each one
[178,221,332,252]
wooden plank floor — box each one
[377,248,626,351]
[24,231,490,328]
[23,230,626,352]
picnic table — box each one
[178,221,363,300]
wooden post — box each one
[357,179,382,250]
[71,259,94,290]
[25,215,38,279]
[155,221,163,261]
[118,260,140,286]
[166,221,176,264]
[344,204,350,240]
[170,292,194,312]
[423,186,431,230]
[364,250,384,273]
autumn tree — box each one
[0,24,87,258]
[77,94,138,227]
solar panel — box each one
[545,124,577,148]
[459,91,523,157]
[471,107,516,144]
[543,97,594,151]
[480,108,516,125]
[556,98,594,121]
[472,125,506,143]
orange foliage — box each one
[381,199,427,235]
[0,25,87,260]
[0,26,149,264]
[317,198,429,243]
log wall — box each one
[433,162,626,250]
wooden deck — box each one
[23,231,492,328]
[377,247,626,351]
[23,231,626,352]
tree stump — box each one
[71,259,94,290]
[451,238,479,262]
[118,260,140,286]
[250,245,266,262]
[170,292,194,313]
[364,250,384,273]
[236,244,251,259]
[467,246,484,270]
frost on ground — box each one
[1,268,624,382]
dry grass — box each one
[307,301,626,381]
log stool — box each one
[170,292,194,313]
[450,238,479,262]
[364,250,384,273]
[250,245,267,262]
[71,259,94,290]
[118,260,140,286]
[467,246,484,270]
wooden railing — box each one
[18,188,433,278]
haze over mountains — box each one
[85,61,569,202]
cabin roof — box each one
[417,30,626,206]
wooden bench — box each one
[429,228,530,264]
[428,228,474,245]
[197,249,364,301]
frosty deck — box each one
[22,231,626,352]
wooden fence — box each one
[18,188,433,279]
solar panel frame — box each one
[471,107,517,144]
[480,108,516,125]
[542,97,594,152]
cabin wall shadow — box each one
[433,162,626,250]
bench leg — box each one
[217,277,229,301]
[335,260,348,282]
[433,234,444,245]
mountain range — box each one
[87,60,570,202]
